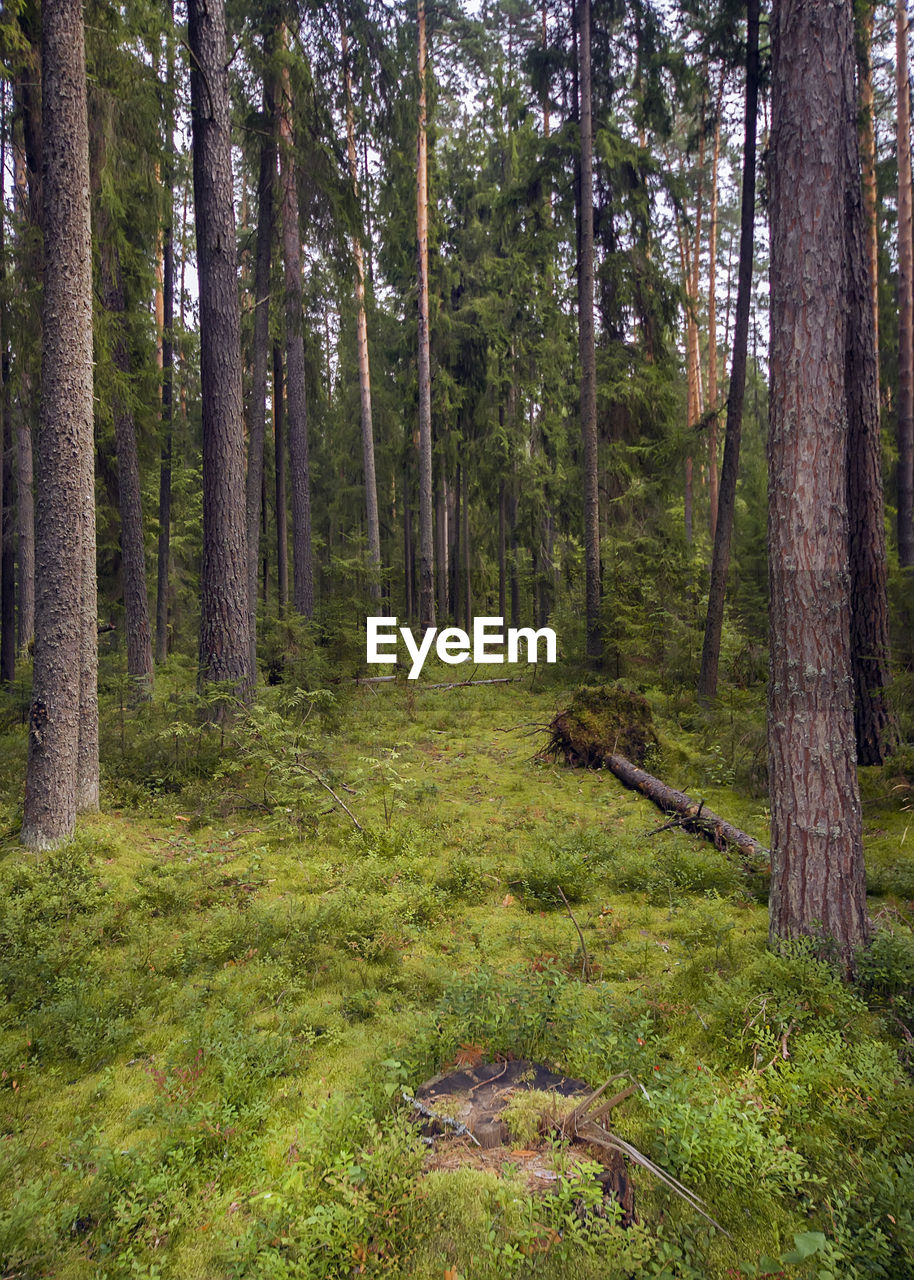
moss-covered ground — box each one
[0,659,912,1278]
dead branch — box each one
[558,886,593,981]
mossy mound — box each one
[545,684,658,767]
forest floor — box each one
[0,660,913,1279]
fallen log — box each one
[605,753,768,861]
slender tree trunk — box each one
[278,50,314,618]
[498,477,506,621]
[244,73,276,674]
[341,14,381,599]
[0,94,13,687]
[697,0,759,702]
[578,0,600,661]
[897,0,914,566]
[435,472,448,618]
[403,472,414,621]
[188,0,251,698]
[767,0,867,965]
[416,0,435,629]
[273,343,288,615]
[462,456,471,625]
[15,396,34,653]
[100,242,154,700]
[22,0,94,847]
[155,0,174,665]
[708,75,724,541]
[846,16,898,764]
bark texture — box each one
[416,0,435,629]
[767,0,868,964]
[15,395,34,652]
[273,343,288,614]
[245,75,276,671]
[897,0,914,566]
[578,0,600,661]
[189,0,251,696]
[22,0,94,848]
[697,0,759,702]
[278,55,314,619]
[156,0,175,665]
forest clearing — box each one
[1,663,913,1277]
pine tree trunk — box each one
[498,478,506,620]
[341,14,381,599]
[416,0,435,630]
[845,21,898,764]
[273,343,288,615]
[22,0,94,848]
[0,98,13,687]
[278,53,314,619]
[435,472,448,618]
[697,0,759,702]
[188,0,251,699]
[462,457,471,625]
[897,0,914,566]
[155,0,175,665]
[578,0,600,661]
[859,8,879,354]
[767,0,867,966]
[245,73,276,674]
[100,242,154,701]
[15,396,34,652]
[708,78,724,541]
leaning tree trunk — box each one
[767,0,868,966]
[244,72,276,673]
[416,0,435,629]
[278,50,314,619]
[578,0,600,662]
[845,21,898,765]
[897,0,914,566]
[188,0,251,699]
[697,0,759,703]
[22,0,94,848]
[156,0,175,664]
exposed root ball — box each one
[545,684,658,768]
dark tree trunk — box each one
[435,471,448,619]
[416,0,435,629]
[578,0,600,662]
[156,0,175,665]
[15,394,34,653]
[845,27,898,764]
[99,243,154,700]
[462,456,471,626]
[278,53,314,619]
[767,0,868,966]
[273,343,288,615]
[897,0,914,565]
[403,474,414,621]
[245,74,276,673]
[0,95,13,687]
[498,478,506,620]
[697,0,759,702]
[22,0,94,848]
[188,0,251,697]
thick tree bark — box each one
[416,0,435,630]
[858,8,879,354]
[278,54,314,619]
[341,15,381,600]
[156,0,174,664]
[188,0,251,698]
[767,0,868,965]
[99,243,154,700]
[845,28,898,764]
[578,0,599,661]
[897,0,914,566]
[245,74,276,673]
[697,0,759,702]
[273,343,288,615]
[15,395,34,653]
[22,0,94,848]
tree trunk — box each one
[273,343,288,615]
[416,0,435,629]
[498,478,506,620]
[708,76,724,541]
[697,0,759,702]
[100,242,154,700]
[15,397,34,653]
[462,456,471,626]
[845,17,898,764]
[435,472,448,618]
[341,13,381,599]
[278,51,314,619]
[897,0,914,566]
[767,0,868,966]
[0,94,13,687]
[858,8,879,355]
[188,0,251,698]
[244,72,276,674]
[156,0,175,665]
[578,0,600,662]
[22,0,94,848]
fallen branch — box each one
[558,886,593,981]
[291,762,363,832]
[605,753,768,861]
